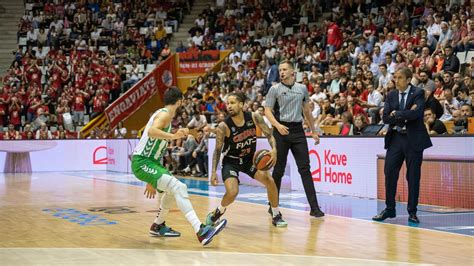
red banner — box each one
[178,50,220,73]
[105,56,175,128]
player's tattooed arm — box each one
[253,112,276,151]
[212,122,227,173]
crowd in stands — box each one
[160,0,474,176]
[1,0,473,177]
[176,0,473,138]
[1,0,189,139]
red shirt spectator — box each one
[25,65,42,87]
[326,20,343,50]
[5,124,20,140]
[72,91,87,112]
[27,95,41,118]
[21,124,35,139]
[0,88,8,113]
[10,106,21,127]
[92,91,107,114]
[0,104,5,127]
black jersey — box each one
[222,111,257,162]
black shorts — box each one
[221,157,257,182]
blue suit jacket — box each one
[382,85,432,151]
[265,65,279,85]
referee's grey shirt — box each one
[264,82,309,123]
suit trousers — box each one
[272,123,320,211]
[384,131,424,214]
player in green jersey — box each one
[131,87,226,246]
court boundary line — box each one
[0,247,430,265]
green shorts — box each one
[131,155,170,190]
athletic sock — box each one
[154,207,169,225]
[185,211,202,233]
[272,207,280,217]
[218,204,226,213]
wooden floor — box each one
[0,172,472,265]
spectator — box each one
[192,129,208,177]
[441,46,460,73]
[364,84,383,124]
[457,88,472,107]
[36,124,53,139]
[114,121,127,138]
[324,16,342,56]
[451,109,467,133]
[130,129,139,138]
[179,133,199,174]
[187,111,208,130]
[440,89,459,121]
[424,108,447,135]
[339,111,353,136]
[423,85,444,120]
[4,124,20,140]
[353,113,369,135]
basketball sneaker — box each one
[149,222,181,237]
[197,219,227,246]
[205,208,225,226]
[272,213,288,227]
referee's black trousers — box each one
[272,122,320,211]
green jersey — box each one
[133,108,171,162]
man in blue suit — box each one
[373,67,432,224]
[264,58,279,96]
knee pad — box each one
[160,192,174,210]
[172,181,189,199]
[157,173,189,198]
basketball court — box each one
[0,171,472,265]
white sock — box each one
[218,204,226,213]
[272,207,280,217]
[185,211,202,233]
[154,208,169,225]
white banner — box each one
[106,139,139,173]
[208,137,474,198]
[0,140,107,172]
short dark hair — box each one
[279,60,294,69]
[460,104,472,111]
[458,88,469,95]
[396,67,413,80]
[418,69,431,78]
[163,87,183,105]
[228,91,246,103]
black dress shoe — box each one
[408,213,420,223]
[372,209,396,221]
[310,208,325,217]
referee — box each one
[264,60,324,218]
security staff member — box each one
[264,60,324,218]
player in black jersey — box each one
[207,92,287,227]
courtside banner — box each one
[208,137,474,198]
[178,50,220,73]
[105,57,175,128]
[106,139,139,173]
[0,140,107,172]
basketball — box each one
[253,149,272,171]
